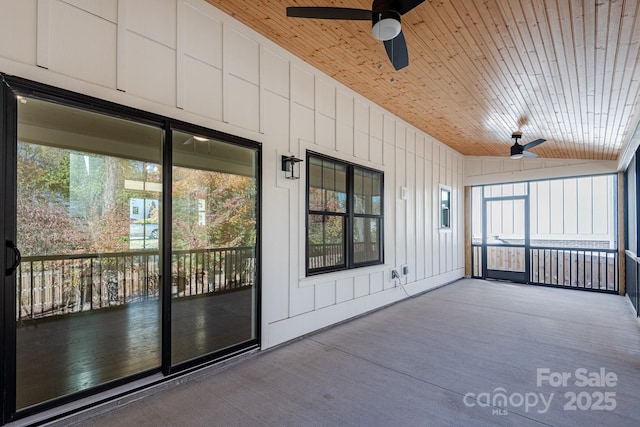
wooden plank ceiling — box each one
[208,0,640,160]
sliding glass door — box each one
[0,77,260,422]
[170,130,258,366]
[14,97,163,409]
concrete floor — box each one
[49,279,640,426]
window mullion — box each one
[347,164,354,269]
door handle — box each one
[6,240,22,276]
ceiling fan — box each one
[510,132,546,159]
[286,0,425,70]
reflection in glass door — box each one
[15,97,162,409]
[483,197,529,283]
[171,130,258,366]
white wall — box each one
[0,0,465,349]
[465,156,617,186]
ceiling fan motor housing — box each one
[510,131,524,158]
[510,143,524,157]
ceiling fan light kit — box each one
[372,11,401,41]
[510,150,524,160]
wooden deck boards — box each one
[16,289,253,409]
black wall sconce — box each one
[282,155,303,180]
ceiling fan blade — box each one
[523,138,546,150]
[393,0,426,15]
[286,7,373,20]
[522,151,538,158]
[384,31,409,70]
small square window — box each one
[440,185,451,229]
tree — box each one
[17,143,90,256]
[18,142,258,256]
[172,167,256,250]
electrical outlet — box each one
[391,269,400,280]
[402,265,409,276]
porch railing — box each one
[16,246,255,321]
[530,246,618,292]
[308,243,344,270]
[625,251,640,316]
[471,244,618,293]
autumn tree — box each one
[18,143,256,256]
[172,167,256,250]
[17,143,90,256]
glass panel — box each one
[577,177,593,234]
[530,182,538,235]
[502,200,514,234]
[325,160,346,213]
[354,217,380,263]
[535,181,550,234]
[484,182,527,197]
[308,156,347,213]
[171,130,258,365]
[308,214,345,270]
[550,180,563,234]
[592,176,610,235]
[484,185,500,198]
[486,199,525,245]
[309,157,324,211]
[15,97,162,409]
[441,188,451,228]
[563,179,578,235]
[354,170,363,212]
[513,182,527,195]
[530,175,615,249]
[354,168,382,215]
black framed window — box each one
[307,152,383,275]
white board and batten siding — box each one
[465,156,618,186]
[0,0,465,349]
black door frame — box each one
[482,194,530,283]
[1,74,18,425]
[0,75,262,424]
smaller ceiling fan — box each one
[286,0,425,70]
[510,132,546,159]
